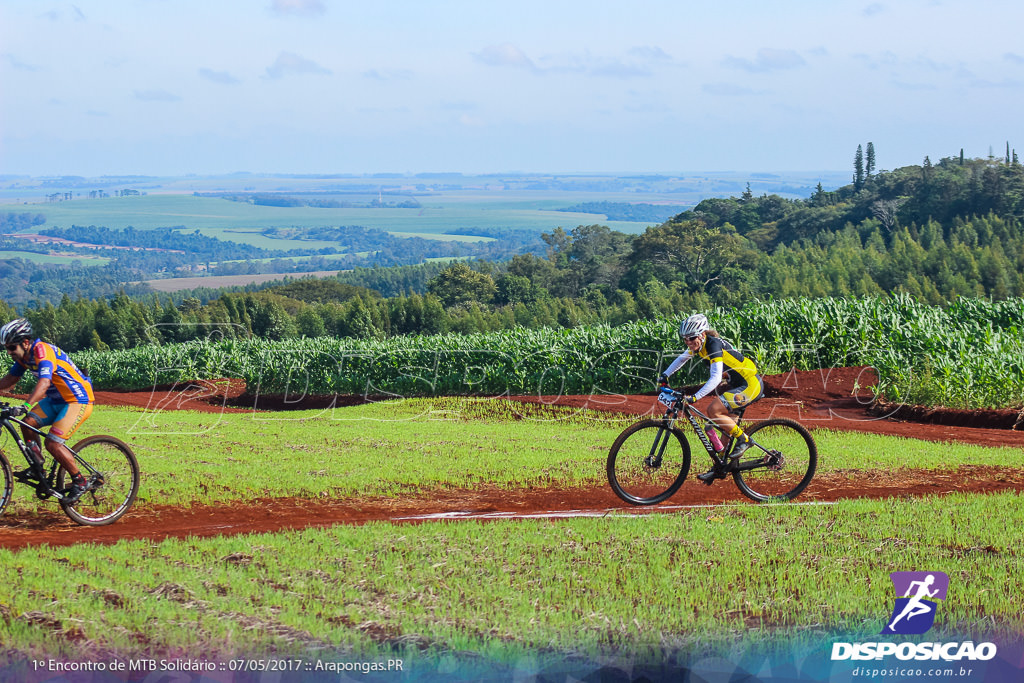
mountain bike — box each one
[0,402,140,525]
[607,387,817,504]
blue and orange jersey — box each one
[8,339,94,404]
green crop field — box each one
[0,250,110,267]
[71,296,1024,410]
[0,194,654,248]
[141,270,347,293]
[0,401,1020,670]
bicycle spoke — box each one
[58,436,139,526]
[732,419,816,502]
[608,421,690,505]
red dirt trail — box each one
[2,367,1021,549]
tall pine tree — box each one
[853,144,865,192]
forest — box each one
[2,151,1024,352]
[0,221,542,305]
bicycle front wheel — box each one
[607,419,691,505]
[57,436,140,526]
[0,451,12,516]
[732,418,817,502]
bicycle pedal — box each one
[696,469,722,485]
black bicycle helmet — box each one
[0,318,33,346]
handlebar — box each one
[657,386,691,409]
[0,401,27,420]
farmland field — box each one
[0,373,1021,680]
[141,270,346,293]
[0,194,657,247]
[0,250,110,266]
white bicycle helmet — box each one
[678,313,710,339]
[0,318,33,346]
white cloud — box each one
[473,44,536,70]
[270,0,326,16]
[889,80,937,91]
[627,46,672,62]
[264,52,332,79]
[441,101,477,111]
[199,68,241,85]
[134,89,182,102]
[3,54,39,71]
[588,61,652,79]
[363,68,414,81]
[723,48,807,73]
[458,114,485,127]
[969,77,1022,89]
[702,83,764,96]
[475,44,669,79]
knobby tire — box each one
[0,452,11,517]
[57,435,140,526]
[607,419,691,505]
[731,418,817,502]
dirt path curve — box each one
[3,466,1022,551]
[2,367,1021,550]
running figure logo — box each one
[883,571,949,635]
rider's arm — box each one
[692,361,724,401]
[662,351,691,379]
[0,374,19,394]
[24,377,50,406]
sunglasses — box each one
[683,334,701,343]
[5,345,19,352]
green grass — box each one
[0,493,1020,662]
[0,402,1020,665]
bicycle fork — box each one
[645,420,676,468]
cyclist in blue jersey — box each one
[660,313,764,483]
[0,318,95,502]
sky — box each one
[1,0,1023,177]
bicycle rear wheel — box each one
[732,418,816,502]
[57,436,140,526]
[0,451,11,516]
[607,419,691,505]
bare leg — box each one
[708,400,738,435]
[44,439,81,479]
[19,420,44,465]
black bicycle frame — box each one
[1,414,92,500]
[660,395,770,473]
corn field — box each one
[71,295,1024,409]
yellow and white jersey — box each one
[664,335,759,401]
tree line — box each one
[5,152,1024,350]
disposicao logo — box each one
[831,570,998,663]
[883,571,949,635]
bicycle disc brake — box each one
[763,450,785,471]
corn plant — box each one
[71,296,1024,409]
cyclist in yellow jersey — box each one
[0,318,95,502]
[659,313,764,482]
